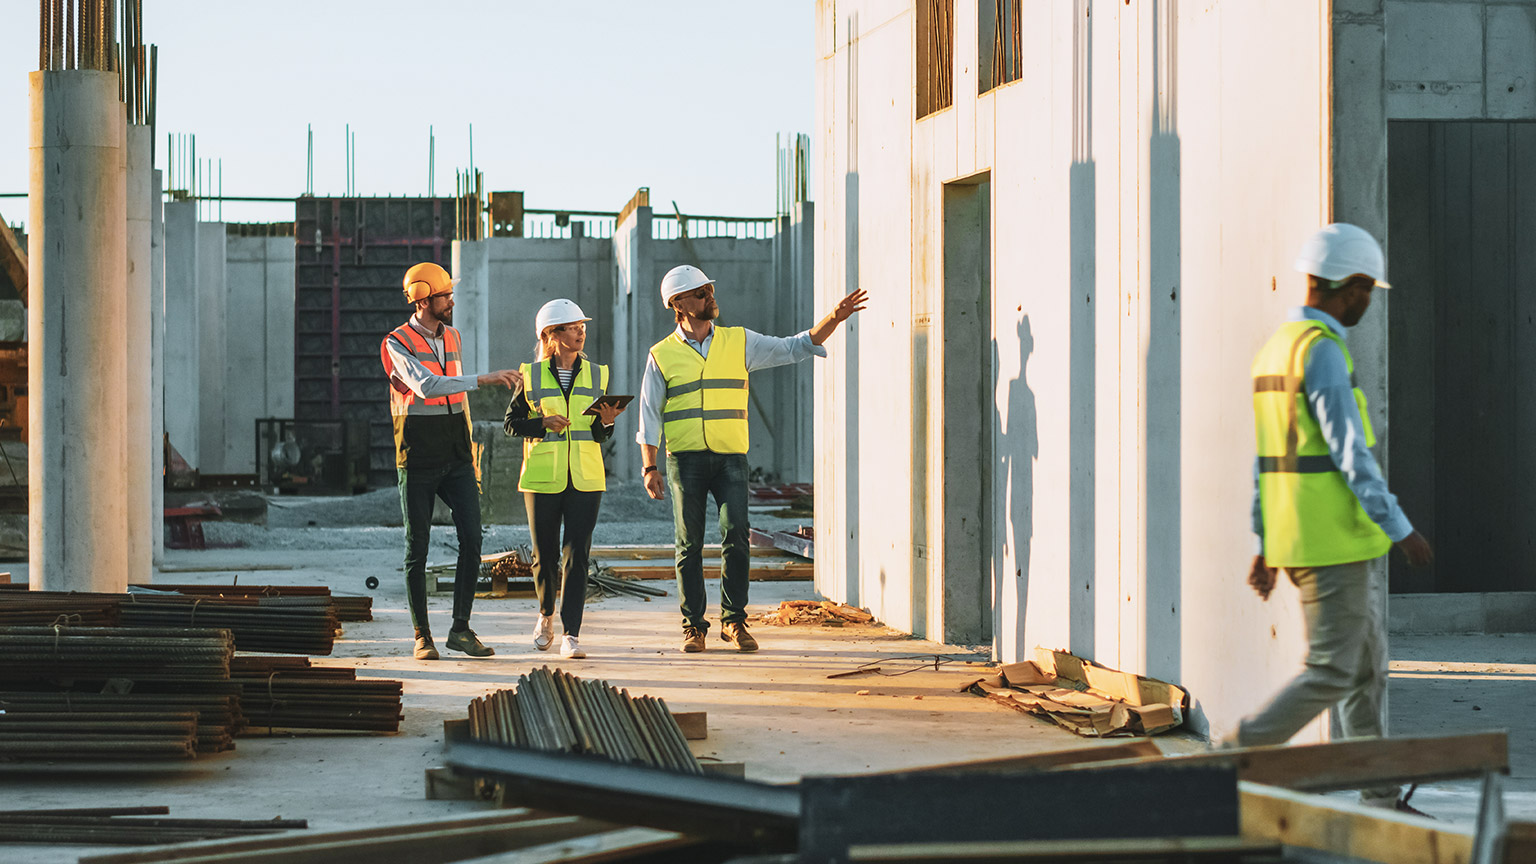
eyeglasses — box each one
[685,287,713,301]
[553,323,586,334]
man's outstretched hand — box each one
[1248,554,1277,601]
[477,369,522,389]
[810,289,870,345]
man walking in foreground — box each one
[1238,224,1433,810]
[638,264,867,653]
[381,261,522,660]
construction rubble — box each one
[967,647,1188,738]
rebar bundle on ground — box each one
[0,690,245,748]
[233,656,403,734]
[135,583,373,622]
[0,595,120,626]
[0,805,306,845]
[0,626,234,680]
[0,591,341,653]
[467,667,700,774]
[0,711,198,759]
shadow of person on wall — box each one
[995,316,1038,655]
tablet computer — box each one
[581,394,634,417]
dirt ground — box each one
[0,488,1531,861]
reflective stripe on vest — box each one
[1251,319,1391,567]
[650,326,750,454]
[517,359,608,494]
[381,322,468,417]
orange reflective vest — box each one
[381,321,471,468]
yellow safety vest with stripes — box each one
[650,326,750,454]
[517,359,608,493]
[1252,319,1392,568]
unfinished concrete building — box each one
[812,0,1536,737]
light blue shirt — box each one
[1251,306,1414,552]
[636,323,827,447]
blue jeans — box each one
[398,461,482,635]
[667,451,751,632]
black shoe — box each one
[446,628,494,657]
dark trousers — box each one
[524,488,603,637]
[398,461,482,635]
[666,451,750,631]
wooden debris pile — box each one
[967,647,1187,737]
[755,599,874,627]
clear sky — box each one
[0,0,815,225]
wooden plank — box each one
[0,219,25,307]
[846,836,1278,862]
[590,544,785,560]
[1505,822,1536,864]
[670,711,707,741]
[1240,781,1474,864]
[456,826,693,864]
[77,811,584,864]
[1060,731,1507,793]
[890,739,1162,776]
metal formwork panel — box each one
[293,197,456,489]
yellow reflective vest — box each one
[650,326,750,454]
[517,359,608,493]
[1252,319,1392,567]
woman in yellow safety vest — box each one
[503,299,627,659]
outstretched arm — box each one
[809,289,869,346]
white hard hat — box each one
[535,298,590,337]
[660,264,714,308]
[1294,223,1391,289]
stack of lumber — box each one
[969,647,1187,737]
[232,656,403,733]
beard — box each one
[437,305,454,325]
[697,300,719,321]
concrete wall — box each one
[813,0,1342,740]
[222,236,296,474]
[162,201,200,468]
[1384,0,1536,120]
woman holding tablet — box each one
[503,299,628,658]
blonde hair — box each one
[536,327,588,362]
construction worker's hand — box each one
[477,369,521,390]
[541,415,571,433]
[832,288,869,322]
[594,402,626,427]
[1396,531,1434,567]
[644,469,665,501]
[1248,554,1277,601]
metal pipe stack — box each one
[0,711,197,759]
[0,626,233,680]
[135,583,373,622]
[466,667,701,775]
[0,692,240,753]
[232,656,403,733]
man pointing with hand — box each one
[637,265,867,654]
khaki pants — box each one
[1236,557,1398,802]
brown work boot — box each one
[680,627,706,654]
[413,635,439,660]
[721,622,759,652]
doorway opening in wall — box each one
[940,172,993,644]
[1386,120,1536,594]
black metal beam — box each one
[445,741,798,851]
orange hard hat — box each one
[402,262,455,303]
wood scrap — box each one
[969,649,1187,737]
[754,599,875,626]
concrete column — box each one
[451,240,490,374]
[789,202,815,482]
[610,205,652,479]
[126,125,153,583]
[150,169,165,566]
[162,200,199,468]
[28,71,129,593]
[196,221,226,474]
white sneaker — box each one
[533,615,554,651]
[560,635,586,659]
